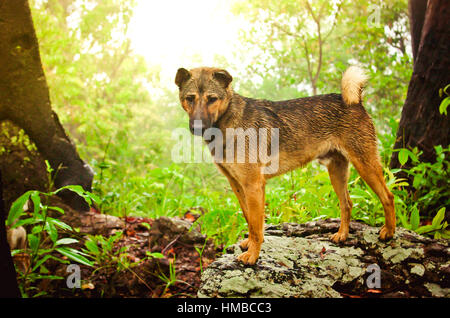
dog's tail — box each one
[341,66,368,106]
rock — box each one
[198,219,450,298]
[149,216,206,245]
[79,212,125,234]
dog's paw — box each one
[237,251,259,265]
[330,231,348,243]
[379,225,394,241]
[237,240,261,265]
[239,238,250,250]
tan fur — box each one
[175,66,396,265]
[341,66,368,106]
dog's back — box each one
[220,67,376,175]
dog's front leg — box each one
[237,179,265,265]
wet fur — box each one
[175,67,396,265]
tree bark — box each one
[0,171,21,298]
[390,0,450,169]
[0,0,93,211]
[408,0,427,64]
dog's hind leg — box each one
[320,151,353,243]
[349,151,396,241]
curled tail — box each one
[341,66,368,106]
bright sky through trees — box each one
[127,0,246,86]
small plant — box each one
[415,207,449,239]
[157,255,179,296]
[396,145,450,213]
[439,84,450,115]
[83,230,131,272]
[194,241,207,273]
[7,162,97,297]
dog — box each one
[175,66,396,265]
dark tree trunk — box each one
[408,0,427,64]
[0,0,93,211]
[390,0,450,169]
[0,171,21,298]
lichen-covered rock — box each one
[198,219,450,298]
[150,216,206,244]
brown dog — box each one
[175,66,395,265]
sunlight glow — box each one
[128,0,246,86]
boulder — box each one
[198,219,450,298]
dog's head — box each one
[175,67,233,136]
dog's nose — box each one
[190,120,205,136]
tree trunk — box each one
[0,0,93,211]
[0,171,21,298]
[390,0,450,169]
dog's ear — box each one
[175,68,191,89]
[213,69,233,88]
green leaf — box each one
[32,255,52,272]
[56,247,93,267]
[55,238,79,246]
[48,218,73,231]
[28,233,39,252]
[398,148,409,166]
[440,230,450,239]
[439,97,450,115]
[7,191,33,227]
[48,206,65,214]
[432,207,446,228]
[30,191,41,216]
[415,224,434,234]
[45,221,58,244]
[410,207,420,230]
[146,251,165,259]
[85,240,99,254]
[53,185,92,206]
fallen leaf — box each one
[126,228,136,237]
[184,212,196,222]
[90,207,100,214]
[340,292,362,298]
[82,282,95,290]
[320,246,326,259]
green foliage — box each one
[390,145,449,238]
[8,163,98,297]
[439,84,450,115]
[157,255,180,296]
[83,230,132,272]
[415,208,449,239]
[399,146,450,211]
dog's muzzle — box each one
[189,119,207,136]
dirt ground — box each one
[47,209,222,298]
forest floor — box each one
[43,207,223,298]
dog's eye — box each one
[207,96,218,104]
[185,95,195,103]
